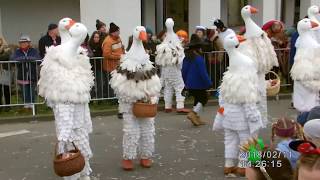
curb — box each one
[0,94,291,124]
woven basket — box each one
[132,101,157,118]
[272,118,296,138]
[266,71,280,96]
[53,142,85,177]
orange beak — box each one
[139,31,147,42]
[311,21,319,28]
[237,35,246,43]
[65,19,76,30]
[250,6,258,14]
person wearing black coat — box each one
[38,23,61,58]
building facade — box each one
[0,0,320,47]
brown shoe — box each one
[235,167,246,177]
[196,115,206,125]
[224,167,237,177]
[122,159,134,171]
[187,111,200,126]
[140,159,152,168]
[176,108,190,114]
[164,108,173,113]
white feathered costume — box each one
[38,21,94,180]
[291,18,320,112]
[307,5,320,43]
[110,26,161,160]
[155,18,186,110]
[238,5,278,126]
[216,33,263,169]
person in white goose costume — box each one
[307,5,320,43]
[110,26,161,171]
[290,18,320,116]
[215,33,263,177]
[239,5,278,127]
[38,20,94,180]
[155,18,189,113]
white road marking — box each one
[0,129,30,138]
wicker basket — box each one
[53,142,85,177]
[266,71,280,96]
[272,118,295,138]
[132,101,157,118]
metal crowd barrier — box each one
[203,48,292,91]
[0,48,292,116]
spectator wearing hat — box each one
[102,22,125,119]
[304,119,320,147]
[102,22,124,73]
[96,19,107,42]
[11,35,40,110]
[38,23,61,58]
[182,34,212,126]
[195,26,207,41]
[213,19,235,42]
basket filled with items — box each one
[266,71,280,96]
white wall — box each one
[283,0,295,27]
[0,8,2,37]
[143,0,156,34]
[188,0,201,35]
[80,0,141,48]
[200,0,221,27]
[249,0,263,26]
[262,0,278,24]
[1,0,80,45]
[189,0,221,35]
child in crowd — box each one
[271,117,303,169]
[182,34,212,126]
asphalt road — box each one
[0,99,297,180]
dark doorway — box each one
[164,0,189,31]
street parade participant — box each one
[110,26,161,171]
[155,18,189,114]
[38,19,94,180]
[215,33,263,177]
[239,5,279,127]
[290,18,320,122]
[182,34,212,126]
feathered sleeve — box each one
[243,103,264,134]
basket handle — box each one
[267,71,280,81]
[54,141,78,157]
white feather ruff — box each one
[119,53,153,72]
[220,69,260,104]
[291,48,320,81]
[155,42,185,66]
[291,48,320,91]
[38,46,94,104]
[239,32,278,73]
[110,55,161,103]
[300,80,320,92]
